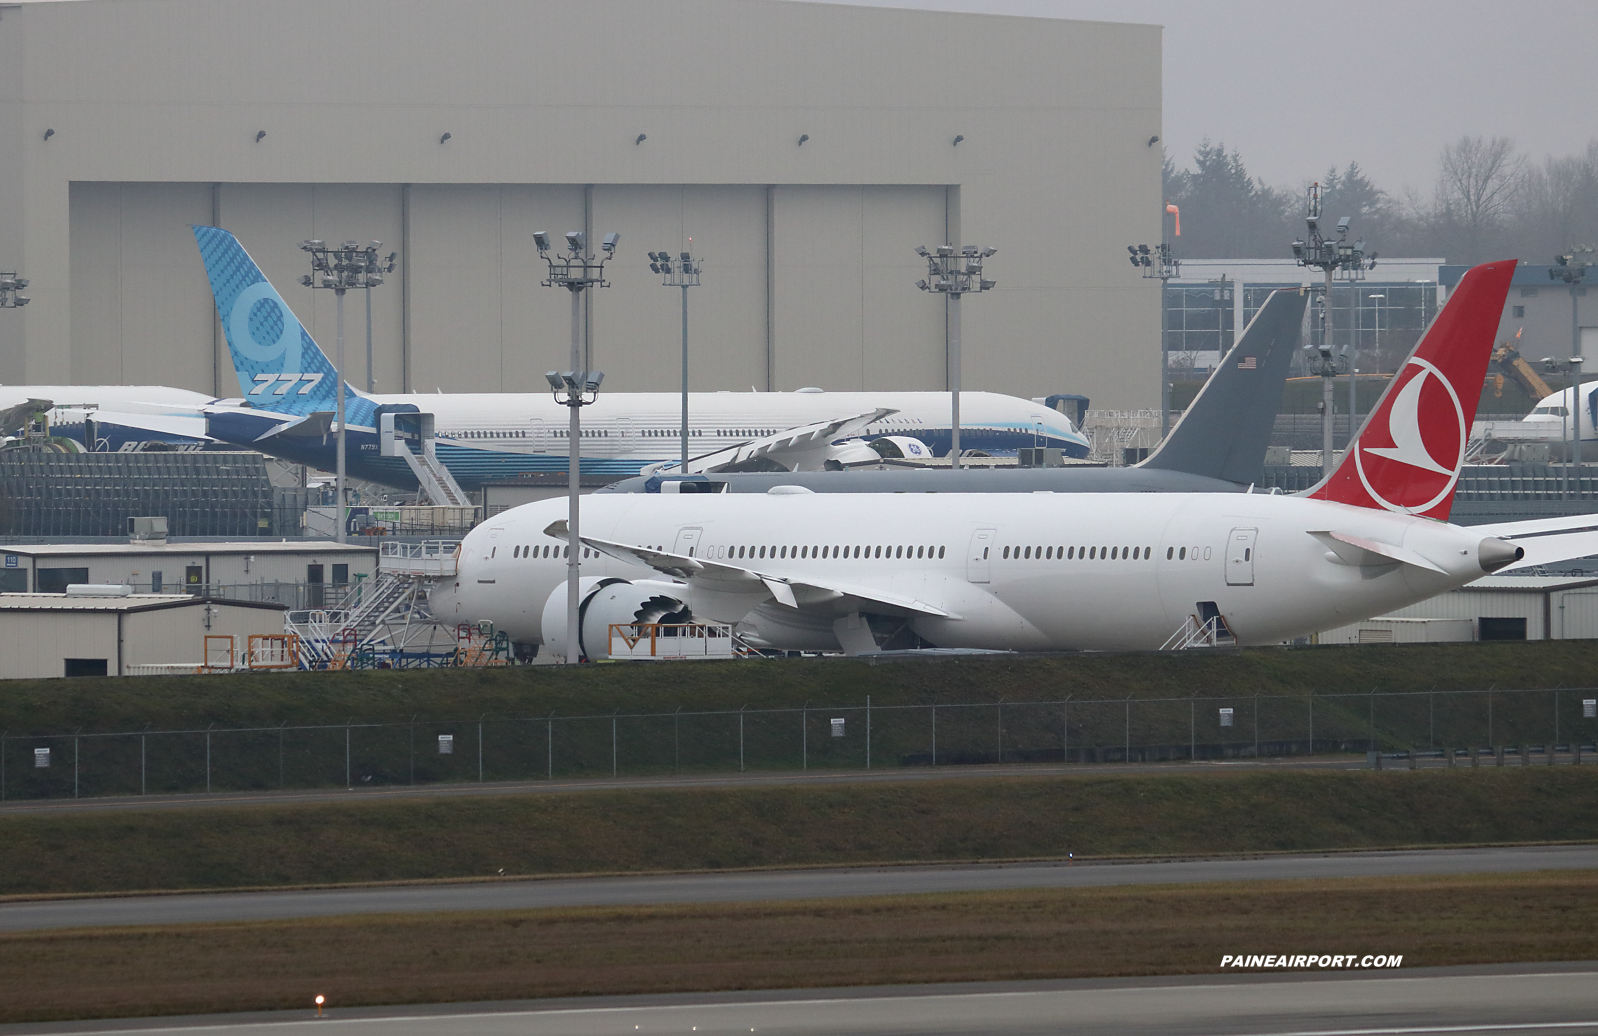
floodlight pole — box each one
[1124,240,1180,441]
[1552,247,1592,498]
[300,241,395,544]
[916,245,996,469]
[1291,182,1374,473]
[538,231,617,664]
[651,249,702,472]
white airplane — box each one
[433,259,1598,657]
[189,226,1088,496]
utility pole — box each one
[916,244,997,469]
[649,247,702,473]
[537,230,618,664]
[1292,182,1375,473]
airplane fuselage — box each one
[434,491,1501,653]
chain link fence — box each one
[4,686,1597,801]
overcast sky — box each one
[790,0,1598,196]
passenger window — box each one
[938,546,945,559]
[1068,547,1075,559]
[983,547,989,559]
[1179,547,1186,560]
[1003,546,1011,559]
[1244,548,1251,561]
[916,546,924,559]
[1089,547,1096,559]
[780,546,787,558]
[759,546,766,558]
[896,546,903,558]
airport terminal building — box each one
[0,0,1162,409]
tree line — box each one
[1162,136,1598,265]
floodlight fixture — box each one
[915,241,999,469]
[0,273,29,309]
[534,231,551,252]
[603,232,620,254]
[566,231,584,253]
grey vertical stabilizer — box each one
[1139,288,1308,484]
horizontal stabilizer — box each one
[1308,530,1447,574]
[253,411,335,441]
[543,520,954,618]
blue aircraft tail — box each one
[192,225,352,418]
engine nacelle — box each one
[540,577,693,661]
[869,435,931,460]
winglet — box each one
[1308,260,1516,519]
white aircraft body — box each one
[434,260,1598,657]
[191,226,1088,492]
[0,386,213,449]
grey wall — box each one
[2,0,1162,406]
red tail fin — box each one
[1310,260,1515,519]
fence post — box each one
[676,706,682,774]
[278,721,286,790]
[1370,688,1376,756]
[932,701,938,767]
[1253,692,1259,759]
[802,702,807,772]
[1308,694,1314,755]
[996,698,1003,764]
[866,695,871,770]
[1488,685,1494,746]
[478,712,486,783]
[1,730,6,802]
[207,723,214,793]
[1062,696,1069,765]
[1124,697,1130,763]
[547,711,554,780]
[141,725,149,796]
[74,733,79,799]
[409,715,416,785]
[613,710,618,778]
[739,705,745,773]
[345,720,351,790]
[1190,698,1195,761]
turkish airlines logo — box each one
[1353,357,1467,514]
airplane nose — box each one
[1477,537,1524,573]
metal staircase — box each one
[286,541,464,668]
[1160,614,1234,651]
[400,446,471,507]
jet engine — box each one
[540,577,694,661]
[867,435,932,460]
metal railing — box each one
[3,684,1596,801]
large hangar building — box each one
[0,0,1161,409]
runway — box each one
[4,965,1595,1036]
[4,844,1594,933]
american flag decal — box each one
[1236,356,1257,369]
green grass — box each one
[4,643,1594,799]
[2,767,1594,897]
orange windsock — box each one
[1165,203,1181,236]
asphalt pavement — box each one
[3,964,1595,1036]
[3,844,1594,933]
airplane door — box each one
[1033,420,1045,446]
[529,419,546,453]
[615,417,633,457]
[966,528,995,583]
[1225,528,1257,586]
[673,526,703,558]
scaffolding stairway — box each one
[286,541,463,668]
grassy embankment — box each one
[2,643,1596,801]
[3,768,1595,897]
[2,870,1596,1024]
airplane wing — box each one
[544,520,955,618]
[55,409,213,441]
[0,398,52,436]
[1308,530,1448,574]
[645,408,898,475]
[1467,514,1598,571]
